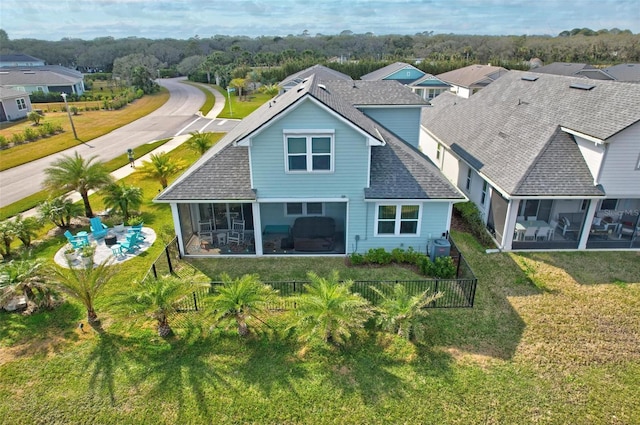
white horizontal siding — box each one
[599,123,640,197]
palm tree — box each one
[101,182,143,223]
[186,131,212,156]
[11,214,42,248]
[138,152,186,189]
[209,273,277,337]
[43,152,113,217]
[0,257,56,312]
[38,196,84,229]
[370,284,443,342]
[50,255,117,324]
[0,220,16,258]
[120,276,195,337]
[289,271,372,346]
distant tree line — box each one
[1,27,638,87]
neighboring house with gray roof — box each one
[0,65,85,95]
[420,70,640,251]
[278,64,351,93]
[437,64,509,98]
[0,54,45,68]
[533,62,597,77]
[361,62,449,101]
[600,63,640,82]
[156,73,465,257]
[0,86,32,122]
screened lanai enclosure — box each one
[174,201,348,256]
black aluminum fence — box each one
[161,236,477,314]
[141,237,184,283]
[174,276,476,314]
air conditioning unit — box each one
[429,238,451,262]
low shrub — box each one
[349,247,457,279]
[0,135,8,149]
[454,201,495,246]
[23,127,39,142]
[11,132,25,145]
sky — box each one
[1,0,639,41]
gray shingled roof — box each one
[158,73,462,202]
[360,62,423,82]
[422,70,640,196]
[279,64,351,88]
[533,62,596,76]
[0,86,28,99]
[0,65,83,86]
[408,74,450,88]
[603,63,640,82]
[366,126,464,199]
[437,64,508,88]
[0,54,43,64]
[320,80,428,106]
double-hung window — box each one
[466,168,472,191]
[16,98,26,110]
[481,180,488,205]
[285,131,334,173]
[376,204,421,236]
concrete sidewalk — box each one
[16,83,227,220]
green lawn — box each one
[1,138,639,424]
[216,90,274,119]
[0,89,170,171]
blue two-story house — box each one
[155,74,465,256]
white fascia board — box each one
[364,198,464,203]
[509,195,605,200]
[258,197,348,203]
[561,127,606,145]
[154,199,255,204]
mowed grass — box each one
[0,89,170,171]
[216,90,273,119]
[1,215,639,424]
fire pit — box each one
[104,233,117,247]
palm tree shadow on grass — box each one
[128,327,236,421]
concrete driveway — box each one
[0,78,228,208]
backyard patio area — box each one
[54,226,156,268]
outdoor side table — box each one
[104,233,118,246]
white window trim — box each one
[374,203,422,237]
[636,152,640,170]
[284,202,325,217]
[16,98,26,110]
[466,168,472,191]
[481,180,488,206]
[283,131,335,173]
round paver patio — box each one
[54,226,157,268]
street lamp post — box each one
[60,93,78,139]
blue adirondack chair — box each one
[120,233,141,253]
[64,230,89,248]
[126,223,146,240]
[90,217,109,239]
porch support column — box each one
[578,199,598,250]
[170,203,185,256]
[252,202,263,256]
[502,199,520,251]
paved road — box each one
[0,78,236,208]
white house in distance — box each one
[0,86,32,122]
[436,64,509,98]
[420,70,640,251]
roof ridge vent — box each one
[317,83,327,90]
[569,82,596,90]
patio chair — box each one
[64,230,89,249]
[120,234,140,253]
[619,216,639,240]
[522,226,538,241]
[227,219,245,245]
[198,220,214,243]
[536,226,551,241]
[90,217,109,239]
[126,224,146,240]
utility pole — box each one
[60,93,78,139]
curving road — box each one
[0,78,210,208]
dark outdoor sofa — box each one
[292,216,336,252]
